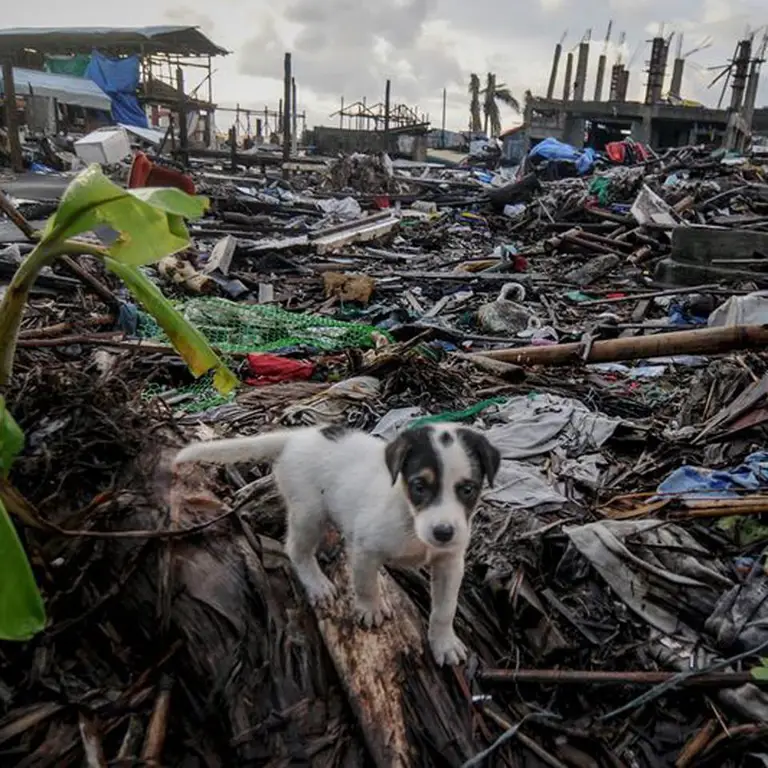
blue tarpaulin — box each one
[655,452,768,499]
[85,50,147,128]
[529,137,597,175]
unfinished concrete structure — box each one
[573,33,591,102]
[525,29,762,152]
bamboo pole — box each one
[471,324,768,367]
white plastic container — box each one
[74,127,131,166]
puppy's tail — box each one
[173,431,293,467]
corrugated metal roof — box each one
[0,26,227,57]
[0,67,112,111]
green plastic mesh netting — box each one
[138,297,388,413]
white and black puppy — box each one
[173,422,500,666]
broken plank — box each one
[312,551,475,767]
[203,235,237,276]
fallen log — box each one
[89,437,368,765]
[471,324,768,367]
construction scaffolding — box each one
[331,98,429,132]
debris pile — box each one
[2,139,768,766]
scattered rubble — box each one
[2,137,768,767]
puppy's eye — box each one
[408,477,427,501]
[456,482,478,502]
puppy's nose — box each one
[433,524,455,543]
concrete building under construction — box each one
[524,26,765,152]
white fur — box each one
[173,424,484,666]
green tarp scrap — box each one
[44,55,91,79]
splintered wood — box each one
[312,553,422,767]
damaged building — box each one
[0,25,227,171]
[523,28,766,152]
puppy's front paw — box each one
[354,599,392,629]
[304,575,338,609]
[429,630,467,667]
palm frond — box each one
[493,87,521,113]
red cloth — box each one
[245,353,315,386]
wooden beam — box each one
[282,52,292,178]
[175,67,188,167]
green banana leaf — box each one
[0,498,46,641]
[39,164,209,267]
[105,258,238,394]
[0,396,24,477]
[0,399,45,641]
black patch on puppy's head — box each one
[457,428,501,487]
[384,426,442,510]
[320,424,350,442]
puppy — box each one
[173,423,500,666]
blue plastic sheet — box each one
[656,451,768,499]
[86,51,148,128]
[668,303,709,326]
[528,137,597,175]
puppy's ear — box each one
[384,431,412,484]
[458,429,501,487]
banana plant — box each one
[0,397,45,640]
[0,164,238,640]
[0,164,237,392]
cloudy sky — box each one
[5,0,768,134]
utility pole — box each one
[383,79,391,152]
[441,87,447,147]
[282,52,292,177]
[291,76,298,153]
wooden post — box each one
[2,59,23,173]
[282,52,291,178]
[339,96,344,129]
[383,79,391,151]
[291,76,298,153]
[175,67,188,167]
[228,126,237,172]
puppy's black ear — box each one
[384,431,412,484]
[458,429,501,487]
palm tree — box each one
[468,73,482,133]
[476,72,521,138]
